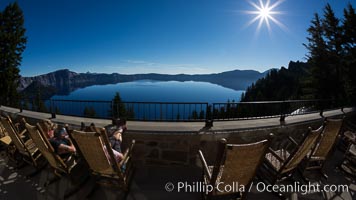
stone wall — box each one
[122,119,325,166]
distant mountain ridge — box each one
[19,69,269,99]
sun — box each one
[245,0,286,33]
[259,6,271,19]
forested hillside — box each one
[241,61,309,101]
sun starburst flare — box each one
[244,0,287,33]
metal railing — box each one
[212,99,333,121]
[119,102,208,121]
[19,99,209,121]
[16,98,339,124]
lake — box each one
[52,80,244,103]
[50,80,244,120]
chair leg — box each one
[86,183,99,199]
[271,189,287,200]
[296,168,309,184]
[123,167,136,199]
[26,169,42,178]
[321,171,328,180]
[15,160,27,169]
[64,175,90,199]
[45,175,61,187]
[10,151,27,169]
[122,189,130,200]
[201,169,207,200]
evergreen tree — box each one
[35,91,47,112]
[322,4,345,105]
[0,2,27,106]
[84,106,96,117]
[22,100,29,110]
[199,110,205,119]
[176,113,180,121]
[342,3,356,104]
[304,13,330,101]
[55,106,61,114]
[111,92,127,118]
[191,110,198,120]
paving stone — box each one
[8,172,17,180]
[3,180,15,185]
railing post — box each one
[319,99,325,118]
[32,98,35,112]
[280,101,286,122]
[51,100,56,118]
[19,100,23,112]
[111,100,114,124]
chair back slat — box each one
[282,126,323,173]
[312,118,343,158]
[37,121,51,138]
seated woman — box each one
[49,126,76,157]
[103,119,126,165]
[39,119,56,139]
[108,127,124,162]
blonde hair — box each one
[42,119,57,130]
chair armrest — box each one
[119,140,135,166]
[120,149,130,166]
[198,150,211,180]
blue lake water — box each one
[52,80,244,103]
[50,80,244,120]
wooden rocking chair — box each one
[198,134,273,200]
[70,128,135,197]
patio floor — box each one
[0,145,355,200]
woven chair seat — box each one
[265,149,290,171]
[199,137,273,199]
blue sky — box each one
[1,0,355,76]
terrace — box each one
[0,102,355,200]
